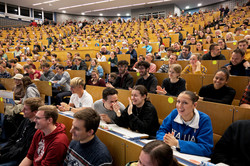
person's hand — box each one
[127,97,133,115]
[226,65,231,71]
[106,82,114,88]
[34,73,39,79]
[128,87,133,91]
[243,61,249,69]
[164,132,178,147]
[113,102,121,117]
[100,114,111,123]
[156,87,167,95]
[199,96,204,101]
[57,105,66,112]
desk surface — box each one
[58,112,210,166]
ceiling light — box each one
[38,13,42,15]
[62,10,66,13]
[117,13,120,16]
[126,13,130,16]
[84,11,92,13]
[99,13,103,16]
[58,0,112,10]
[185,6,190,9]
[147,1,163,4]
[41,8,44,10]
[197,3,202,7]
[81,13,85,15]
[14,9,18,11]
[133,3,146,6]
[33,0,59,6]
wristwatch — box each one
[69,107,72,111]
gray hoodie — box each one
[22,84,40,104]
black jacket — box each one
[211,120,250,166]
[114,100,160,136]
[0,119,37,163]
[113,72,133,90]
[202,52,226,60]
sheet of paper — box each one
[173,150,210,165]
[99,121,149,139]
[60,111,74,117]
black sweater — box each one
[0,119,37,163]
[114,100,160,136]
[135,73,158,93]
[162,78,186,96]
[113,72,134,90]
[199,84,236,105]
[211,120,250,166]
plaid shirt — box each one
[240,84,250,105]
[0,71,11,78]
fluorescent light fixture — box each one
[81,12,85,15]
[147,1,163,4]
[33,0,59,6]
[197,3,202,7]
[38,13,42,15]
[14,9,18,11]
[62,10,66,13]
[41,8,44,9]
[58,0,112,10]
[99,13,103,16]
[185,6,190,9]
[84,10,92,13]
[133,3,146,6]
[126,13,130,16]
[117,13,120,16]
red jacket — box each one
[26,123,69,166]
[30,22,38,27]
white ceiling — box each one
[1,0,225,16]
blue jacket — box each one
[156,108,213,157]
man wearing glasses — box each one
[19,105,69,166]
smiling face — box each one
[176,93,196,121]
[131,90,146,107]
[213,71,228,90]
[70,118,92,143]
[189,55,198,65]
[103,94,118,111]
[231,52,244,66]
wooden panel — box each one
[200,60,219,74]
[0,97,4,114]
[181,74,203,94]
[67,70,86,81]
[148,93,176,122]
[196,101,234,136]
[33,81,52,96]
[85,85,105,102]
[227,76,249,100]
[117,54,131,65]
[96,129,126,166]
[177,61,189,71]
[116,88,131,106]
[58,114,73,141]
[125,140,142,164]
[233,106,250,122]
[154,73,168,86]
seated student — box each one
[87,69,106,87]
[0,98,44,165]
[132,55,145,72]
[114,85,160,136]
[96,52,106,62]
[126,140,179,166]
[145,53,156,73]
[239,81,250,109]
[218,38,231,50]
[50,58,60,70]
[0,63,11,78]
[188,36,197,45]
[23,64,41,80]
[202,43,226,60]
[211,120,250,165]
[94,87,125,124]
[84,53,92,62]
[50,64,72,105]
[100,46,110,55]
[107,72,117,85]
[135,61,158,93]
[157,64,186,97]
[108,51,118,67]
[72,56,87,71]
[156,91,213,157]
[199,68,236,105]
[57,77,93,113]
[64,108,112,165]
[106,60,133,90]
[224,48,250,76]
[39,62,55,81]
[126,44,137,67]
[64,59,73,70]
[182,54,207,74]
[238,39,250,61]
[86,58,104,78]
[142,39,152,54]
[19,105,69,166]
[178,45,192,60]
[157,54,178,73]
[13,74,25,100]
